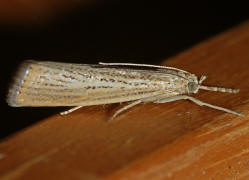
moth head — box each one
[188,82,199,93]
[188,75,206,93]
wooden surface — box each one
[1,21,249,180]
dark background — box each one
[0,1,248,139]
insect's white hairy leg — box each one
[108,100,142,122]
[60,106,83,115]
[154,95,244,117]
[109,94,170,122]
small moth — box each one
[7,60,244,121]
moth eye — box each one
[188,82,198,92]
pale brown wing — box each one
[7,61,186,107]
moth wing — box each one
[7,61,179,107]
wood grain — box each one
[1,21,249,180]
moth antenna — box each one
[199,85,239,93]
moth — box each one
[7,60,244,121]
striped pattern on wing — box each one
[7,61,187,106]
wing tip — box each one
[6,60,35,107]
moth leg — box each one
[109,100,142,122]
[60,106,83,115]
[154,95,244,117]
